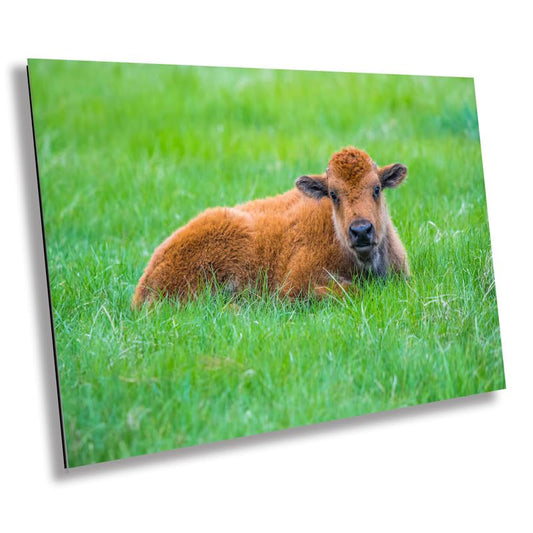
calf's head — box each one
[296,147,407,264]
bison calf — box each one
[132,147,409,307]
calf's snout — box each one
[349,220,375,248]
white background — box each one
[1,1,532,531]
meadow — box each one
[28,59,505,467]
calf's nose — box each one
[349,220,374,247]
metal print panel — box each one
[28,59,505,467]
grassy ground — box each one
[28,59,505,467]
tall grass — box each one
[28,59,504,467]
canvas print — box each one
[28,59,505,467]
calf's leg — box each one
[132,207,254,308]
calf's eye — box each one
[373,185,381,199]
[329,191,339,203]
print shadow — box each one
[12,64,67,474]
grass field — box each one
[28,59,505,467]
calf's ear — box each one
[295,174,328,199]
[379,163,407,188]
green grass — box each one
[28,59,505,467]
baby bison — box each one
[132,147,409,307]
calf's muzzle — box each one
[349,219,375,248]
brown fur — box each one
[329,147,374,184]
[132,147,409,308]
